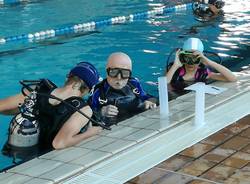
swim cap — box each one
[182,38,204,52]
[69,62,99,89]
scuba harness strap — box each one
[96,78,141,105]
[19,80,111,130]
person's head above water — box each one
[106,52,132,90]
[179,38,204,68]
[182,37,204,52]
[67,62,99,93]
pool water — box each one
[0,0,249,171]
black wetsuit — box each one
[35,79,88,149]
[89,78,153,125]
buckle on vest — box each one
[98,97,108,105]
[133,88,140,95]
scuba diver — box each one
[192,0,225,21]
[166,37,237,90]
[88,52,157,126]
[0,62,109,160]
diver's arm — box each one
[202,58,237,82]
[0,93,25,115]
[166,50,182,83]
[52,106,102,149]
[208,4,220,15]
[166,64,180,84]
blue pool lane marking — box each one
[0,3,192,45]
[0,0,29,5]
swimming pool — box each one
[0,0,249,171]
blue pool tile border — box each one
[0,3,192,45]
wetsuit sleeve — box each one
[130,78,152,101]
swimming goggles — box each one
[106,68,131,79]
[179,50,201,65]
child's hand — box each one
[193,51,208,65]
[174,49,183,68]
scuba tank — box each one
[8,91,39,148]
[7,78,112,148]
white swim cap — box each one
[182,38,204,52]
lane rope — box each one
[0,3,192,45]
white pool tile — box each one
[39,163,83,182]
[170,110,193,122]
[118,115,146,126]
[146,118,178,132]
[170,101,195,112]
[98,139,136,154]
[123,118,158,129]
[75,135,101,146]
[78,136,116,149]
[137,107,160,117]
[24,178,53,184]
[124,129,159,142]
[0,172,13,181]
[8,158,44,172]
[46,147,92,162]
[0,173,31,184]
[104,126,141,139]
[70,150,112,167]
[175,92,195,102]
[9,159,63,177]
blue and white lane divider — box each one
[0,0,29,5]
[0,3,192,45]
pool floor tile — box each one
[180,143,214,158]
[240,128,250,138]
[200,132,233,146]
[224,170,250,183]
[220,123,249,135]
[222,152,250,169]
[201,165,237,183]
[154,171,194,184]
[201,147,235,163]
[220,136,250,151]
[179,159,217,176]
[188,179,219,184]
[242,163,250,172]
[241,144,250,154]
[129,167,170,184]
[156,155,193,171]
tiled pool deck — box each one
[126,114,250,184]
[0,70,250,184]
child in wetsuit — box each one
[166,38,236,90]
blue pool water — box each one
[0,0,249,171]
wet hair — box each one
[65,75,89,93]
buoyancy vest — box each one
[89,78,151,123]
[171,66,211,90]
[35,79,88,148]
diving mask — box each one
[179,50,201,65]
